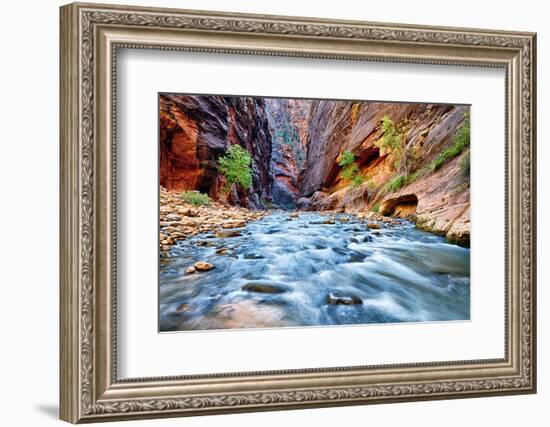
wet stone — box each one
[258,299,288,306]
[193,261,215,272]
[175,303,188,312]
[216,248,232,255]
[348,252,366,263]
[242,283,289,294]
[326,291,362,306]
[243,253,265,260]
[215,230,242,238]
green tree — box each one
[377,116,403,155]
[218,144,253,192]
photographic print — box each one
[159,94,471,332]
[60,5,536,420]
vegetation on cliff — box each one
[218,145,253,192]
[430,113,470,172]
[338,151,365,188]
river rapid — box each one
[159,212,470,332]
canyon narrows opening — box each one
[159,93,471,332]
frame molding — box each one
[60,2,536,423]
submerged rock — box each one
[185,266,196,275]
[160,237,175,245]
[326,291,362,306]
[242,282,289,294]
[221,220,246,229]
[215,230,242,238]
[243,252,265,260]
[175,303,188,312]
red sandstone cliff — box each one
[298,101,470,245]
[160,94,273,209]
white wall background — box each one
[0,0,545,426]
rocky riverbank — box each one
[160,185,403,259]
[159,188,268,254]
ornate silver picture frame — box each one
[60,2,536,423]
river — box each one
[159,212,470,332]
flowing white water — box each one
[159,212,470,331]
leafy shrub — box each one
[366,179,377,191]
[430,114,470,172]
[382,168,428,194]
[338,150,364,189]
[375,116,417,176]
[377,116,403,156]
[351,174,365,188]
[261,198,274,209]
[371,202,380,213]
[460,150,470,177]
[341,163,360,181]
[338,150,356,168]
[181,191,210,206]
[408,168,426,183]
[388,175,407,192]
[218,145,253,191]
